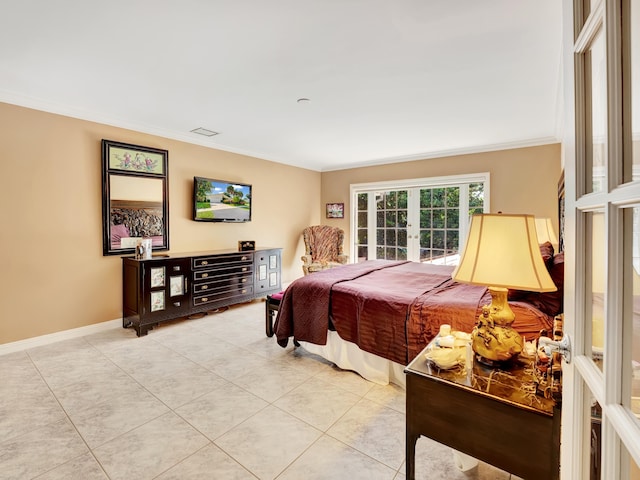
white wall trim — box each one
[0,319,121,356]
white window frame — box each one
[349,172,490,263]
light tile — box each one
[67,384,170,448]
[232,358,312,402]
[277,435,396,480]
[0,418,88,480]
[365,382,406,414]
[215,405,322,480]
[155,444,256,480]
[274,376,362,431]
[0,379,66,442]
[201,346,275,381]
[93,412,208,480]
[139,364,227,409]
[176,381,268,440]
[34,452,109,480]
[327,398,405,470]
[313,364,376,396]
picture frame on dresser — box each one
[102,139,169,256]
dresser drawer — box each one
[193,274,251,293]
[193,264,253,281]
[193,285,253,306]
[193,253,253,269]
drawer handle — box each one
[173,266,180,271]
[241,256,248,261]
[202,273,208,278]
[202,260,208,265]
[241,278,247,283]
[173,302,181,307]
[241,289,247,294]
[202,297,208,302]
[201,285,208,290]
[242,267,247,272]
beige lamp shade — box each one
[535,217,559,247]
[452,213,557,292]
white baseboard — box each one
[0,318,121,356]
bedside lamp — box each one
[535,217,559,250]
[452,213,557,364]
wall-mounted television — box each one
[193,176,252,222]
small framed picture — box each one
[326,203,344,219]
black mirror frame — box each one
[101,139,169,256]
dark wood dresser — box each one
[122,247,282,336]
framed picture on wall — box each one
[326,203,344,218]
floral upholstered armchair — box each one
[301,225,349,275]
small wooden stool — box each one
[265,291,284,337]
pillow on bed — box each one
[110,223,130,244]
[539,241,554,267]
[511,251,565,316]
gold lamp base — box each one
[471,286,524,363]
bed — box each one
[274,246,564,386]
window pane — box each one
[630,2,640,182]
[357,193,368,210]
[590,211,606,369]
[623,443,640,480]
[357,211,367,228]
[357,245,367,262]
[432,188,444,207]
[357,228,367,245]
[469,183,484,207]
[397,191,408,209]
[626,207,640,425]
[590,395,603,480]
[589,31,607,193]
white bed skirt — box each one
[299,330,407,388]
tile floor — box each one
[0,300,519,480]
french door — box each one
[561,0,640,478]
[350,174,488,264]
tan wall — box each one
[0,102,320,344]
[0,102,561,345]
[321,144,562,253]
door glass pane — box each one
[590,31,607,193]
[627,207,640,424]
[375,190,408,261]
[419,186,460,264]
[630,445,640,480]
[356,193,368,262]
[631,2,640,181]
[590,396,603,480]
[590,211,606,369]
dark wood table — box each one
[405,342,561,480]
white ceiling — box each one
[0,0,563,172]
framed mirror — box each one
[102,139,169,256]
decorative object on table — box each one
[326,202,344,218]
[452,213,557,364]
[534,314,564,401]
[300,225,349,275]
[238,240,255,251]
[135,238,153,260]
[423,329,472,369]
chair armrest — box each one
[301,254,313,264]
[337,255,349,264]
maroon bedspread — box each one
[274,260,408,348]
[274,260,554,365]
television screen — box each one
[193,176,252,222]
